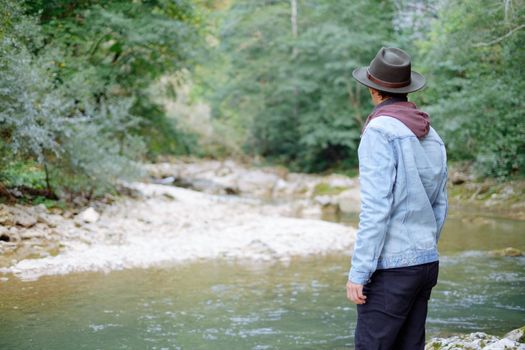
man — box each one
[346,47,448,349]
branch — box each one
[472,23,525,47]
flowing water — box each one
[1,208,524,349]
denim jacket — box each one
[348,116,448,285]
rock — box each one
[144,162,179,179]
[449,171,469,185]
[34,204,48,214]
[489,247,523,257]
[37,213,57,228]
[76,207,100,223]
[300,203,323,218]
[426,326,525,349]
[162,192,176,200]
[0,241,18,254]
[505,326,525,343]
[485,338,525,349]
[236,170,279,197]
[314,195,334,207]
[0,229,20,243]
[0,255,14,268]
[13,211,37,228]
[10,189,22,197]
[186,178,221,193]
[19,229,48,240]
[325,174,354,189]
[0,205,15,226]
[156,176,176,185]
[213,174,239,195]
[273,175,313,197]
[425,332,499,350]
[274,178,289,192]
[336,188,361,213]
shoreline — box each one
[2,158,524,280]
[0,160,523,349]
[426,326,525,350]
[0,182,355,281]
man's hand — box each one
[346,280,367,304]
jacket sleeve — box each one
[348,127,396,285]
[432,163,448,242]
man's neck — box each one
[375,96,408,108]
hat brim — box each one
[352,67,426,94]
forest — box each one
[1,2,525,349]
[1,0,524,201]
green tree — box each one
[416,0,525,178]
[202,0,396,172]
[0,0,207,199]
[26,0,205,157]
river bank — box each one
[426,326,525,350]
[1,158,524,279]
[0,180,355,281]
[1,159,524,349]
[148,157,525,220]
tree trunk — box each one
[290,0,299,123]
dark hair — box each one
[377,90,408,100]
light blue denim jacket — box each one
[348,116,448,285]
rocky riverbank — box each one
[447,166,525,220]
[2,158,524,280]
[0,180,355,281]
[425,326,525,349]
[1,158,524,348]
[146,158,361,216]
[147,158,525,220]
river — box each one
[1,203,524,349]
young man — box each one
[346,47,448,349]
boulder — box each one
[425,332,498,350]
[0,205,15,226]
[485,338,525,349]
[77,207,100,223]
[314,195,334,207]
[213,174,240,195]
[489,247,523,257]
[425,326,525,350]
[449,170,469,185]
[13,211,37,228]
[19,228,48,240]
[0,228,20,243]
[36,213,58,228]
[505,326,525,343]
[336,188,361,213]
[236,170,279,196]
[325,174,354,189]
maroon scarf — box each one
[363,98,430,138]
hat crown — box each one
[368,47,411,85]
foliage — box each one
[196,0,523,178]
[1,0,523,201]
[200,0,396,172]
[27,0,206,157]
[0,161,47,190]
[415,0,525,178]
[0,1,60,165]
[0,0,206,199]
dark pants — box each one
[355,261,439,350]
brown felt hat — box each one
[352,47,426,94]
